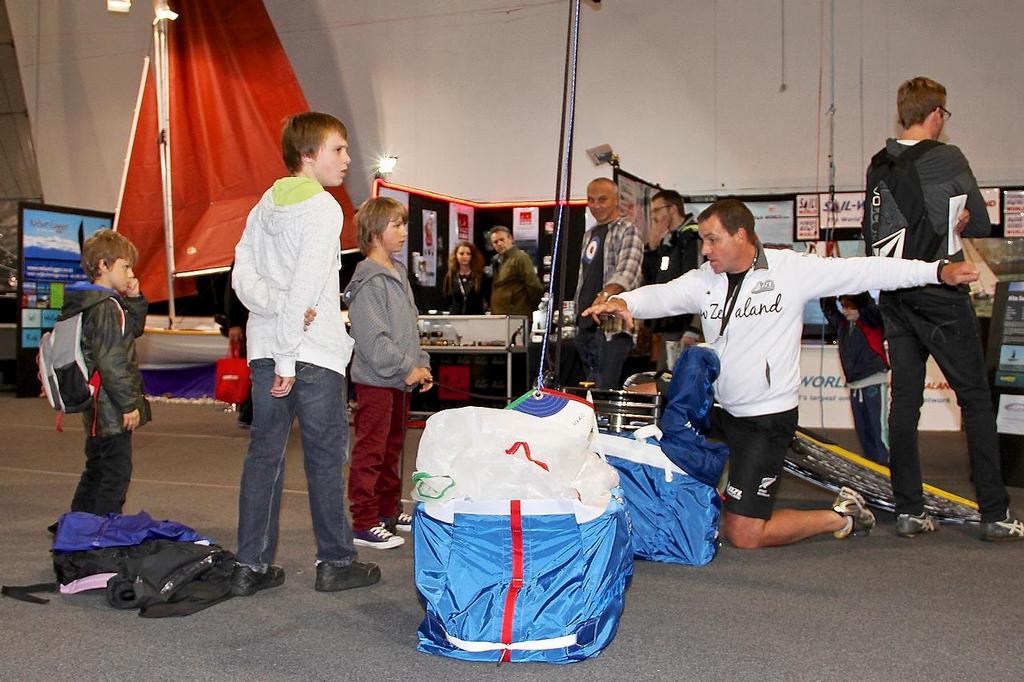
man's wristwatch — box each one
[936,259,951,283]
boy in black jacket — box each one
[62,229,149,515]
[820,294,889,464]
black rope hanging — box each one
[535,0,583,392]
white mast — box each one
[152,0,178,328]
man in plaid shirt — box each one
[573,177,644,389]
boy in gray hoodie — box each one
[344,197,433,549]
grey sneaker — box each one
[981,511,1024,542]
[832,487,876,539]
[896,511,937,538]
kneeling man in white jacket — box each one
[582,198,977,549]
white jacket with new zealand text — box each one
[616,245,942,417]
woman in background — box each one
[442,241,491,315]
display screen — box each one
[17,203,112,348]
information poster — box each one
[980,187,1001,225]
[513,206,539,262]
[679,199,793,246]
[420,209,438,287]
[996,394,1024,436]
[745,200,795,246]
[993,281,1024,388]
[796,194,820,240]
[818,192,865,231]
[1003,190,1024,237]
[448,203,474,252]
[616,171,659,242]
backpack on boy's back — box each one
[37,295,124,427]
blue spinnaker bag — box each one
[594,430,720,566]
[52,511,208,553]
[414,494,633,664]
[658,346,730,488]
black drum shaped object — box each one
[563,386,661,432]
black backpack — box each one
[862,139,942,261]
[54,539,235,617]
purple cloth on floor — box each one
[142,364,216,399]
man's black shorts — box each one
[710,406,798,520]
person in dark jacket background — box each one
[820,293,889,464]
[489,226,543,316]
[442,240,491,315]
[643,189,702,371]
[62,229,150,516]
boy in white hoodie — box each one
[230,112,379,596]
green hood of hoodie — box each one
[271,176,325,207]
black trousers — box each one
[71,431,133,515]
[880,287,1008,522]
[573,326,633,390]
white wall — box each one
[8,0,1024,211]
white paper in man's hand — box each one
[948,193,967,255]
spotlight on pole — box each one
[374,154,398,178]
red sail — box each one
[116,0,356,302]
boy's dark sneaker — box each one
[315,560,381,592]
[230,564,285,597]
[382,511,413,534]
[896,512,937,538]
[981,511,1024,542]
[352,525,405,549]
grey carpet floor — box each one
[1,394,1021,681]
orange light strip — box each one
[372,178,587,208]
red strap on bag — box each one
[499,499,525,664]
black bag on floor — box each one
[54,539,235,617]
[105,540,235,617]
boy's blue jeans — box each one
[236,359,357,571]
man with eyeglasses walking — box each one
[643,189,702,371]
[863,76,1022,541]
